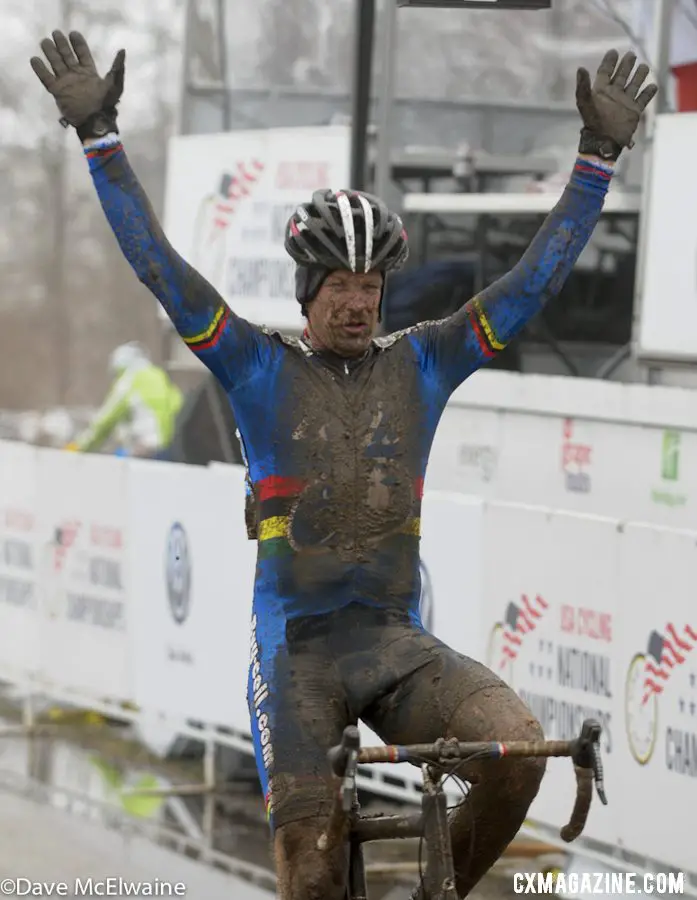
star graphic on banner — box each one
[547,641,554,654]
[547,667,553,680]
[691,672,696,689]
[691,701,696,717]
[539,638,545,653]
[529,662,535,677]
[679,698,685,714]
[537,665,544,678]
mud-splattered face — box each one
[306,270,383,357]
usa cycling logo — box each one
[165,522,191,625]
[625,621,697,765]
[487,594,549,683]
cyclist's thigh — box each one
[248,611,349,832]
[363,629,538,746]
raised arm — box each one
[412,49,657,395]
[30,30,275,392]
[416,155,612,392]
[82,135,276,389]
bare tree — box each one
[0,0,184,412]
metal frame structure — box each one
[173,1,678,385]
[377,0,679,383]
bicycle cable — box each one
[406,748,491,897]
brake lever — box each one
[573,719,607,806]
[327,725,361,813]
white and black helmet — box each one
[285,189,409,274]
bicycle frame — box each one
[321,719,607,900]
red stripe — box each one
[190,308,230,351]
[414,477,424,499]
[86,145,121,162]
[257,476,307,502]
[574,161,612,181]
[468,309,495,359]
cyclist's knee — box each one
[274,820,347,900]
[449,685,546,799]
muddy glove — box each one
[30,30,125,141]
[576,49,657,162]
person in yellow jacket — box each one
[66,342,183,458]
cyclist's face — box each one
[307,271,383,357]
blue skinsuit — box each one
[84,135,612,827]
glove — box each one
[64,442,79,452]
[576,49,658,162]
[30,30,125,141]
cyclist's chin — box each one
[330,328,374,357]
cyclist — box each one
[31,32,655,900]
[65,340,183,458]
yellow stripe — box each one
[400,518,421,536]
[473,298,506,351]
[258,516,289,541]
[183,304,226,346]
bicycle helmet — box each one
[108,341,148,374]
[285,189,409,307]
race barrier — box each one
[429,368,697,530]
[1,438,696,877]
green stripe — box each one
[258,537,294,560]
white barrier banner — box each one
[37,450,131,701]
[0,441,40,681]
[427,406,503,499]
[419,491,484,662]
[430,405,697,530]
[618,523,697,873]
[128,461,256,728]
[163,125,350,332]
[481,503,621,846]
[208,464,258,736]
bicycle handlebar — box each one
[327,718,607,842]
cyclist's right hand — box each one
[63,442,79,452]
[30,30,125,137]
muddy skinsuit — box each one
[84,137,612,898]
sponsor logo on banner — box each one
[561,418,592,494]
[419,559,434,632]
[651,430,687,508]
[625,621,697,770]
[52,520,81,574]
[45,520,125,631]
[0,508,38,611]
[457,444,498,482]
[165,522,191,626]
[487,595,613,754]
[488,594,549,683]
